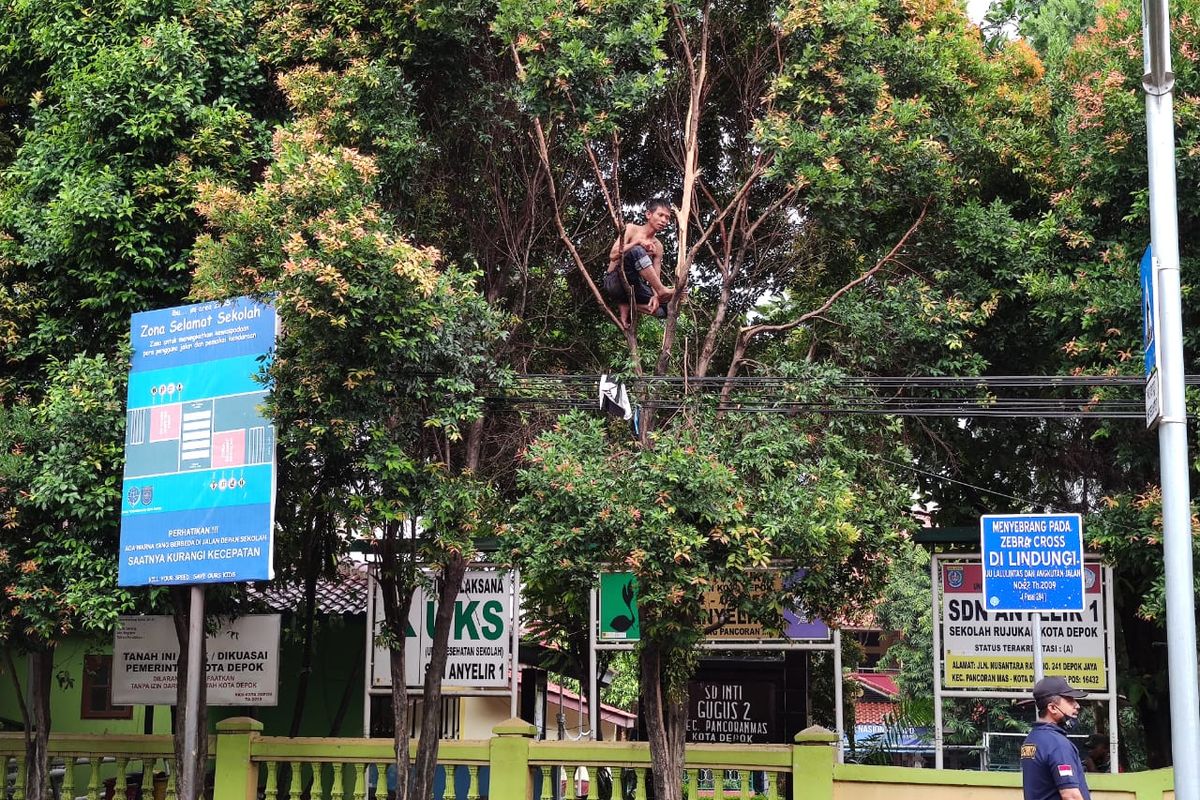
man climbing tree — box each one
[603,198,675,327]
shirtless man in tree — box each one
[603,198,675,328]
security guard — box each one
[1021,676,1091,800]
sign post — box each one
[113,615,282,705]
[118,297,278,800]
[594,572,842,758]
[1142,4,1200,798]
[368,569,515,690]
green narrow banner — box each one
[599,572,639,641]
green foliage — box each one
[191,98,507,552]
[874,542,934,699]
[808,633,862,741]
[0,354,134,648]
[1028,0,1200,383]
[507,407,914,699]
[274,63,427,192]
[599,651,639,711]
[0,0,266,386]
[1013,0,1098,62]
[493,0,667,141]
[1086,489,1200,626]
[767,0,1050,227]
[960,8,1200,765]
[722,0,1059,394]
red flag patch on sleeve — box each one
[1057,765,1074,778]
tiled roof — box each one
[542,679,637,728]
[850,671,900,700]
[855,700,898,726]
[248,560,370,615]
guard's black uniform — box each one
[1021,722,1091,800]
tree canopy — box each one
[4,0,1200,780]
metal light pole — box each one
[180,586,206,800]
[1143,2,1200,798]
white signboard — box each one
[370,570,512,690]
[939,561,1109,693]
[112,614,281,705]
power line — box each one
[876,456,1043,508]
[481,373,1179,420]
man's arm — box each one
[609,224,645,271]
[607,234,624,272]
[1059,788,1086,800]
[641,235,663,273]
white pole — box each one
[364,570,375,737]
[511,570,521,720]
[588,588,599,739]
[833,628,844,764]
[931,556,944,769]
[1105,565,1119,773]
[1143,4,1200,799]
[1031,612,1044,682]
[180,586,205,800]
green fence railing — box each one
[0,721,1178,800]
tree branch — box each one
[719,198,932,404]
[4,646,30,736]
[511,47,642,364]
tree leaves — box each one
[507,407,915,699]
[0,354,134,648]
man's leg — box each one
[641,262,673,302]
[618,302,631,328]
[633,281,665,319]
[624,245,673,302]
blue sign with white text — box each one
[980,514,1084,613]
[118,297,278,586]
[1141,245,1157,378]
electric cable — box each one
[875,456,1044,508]
[480,372,1167,419]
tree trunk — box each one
[388,646,411,799]
[24,645,53,800]
[411,552,468,799]
[640,640,687,800]
[378,530,416,800]
[171,588,208,800]
[288,553,320,737]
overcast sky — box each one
[968,0,989,23]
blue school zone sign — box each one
[1142,245,1157,377]
[1141,245,1163,428]
[980,514,1084,613]
[118,298,278,586]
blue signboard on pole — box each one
[118,297,278,586]
[1141,245,1163,428]
[1142,245,1158,378]
[980,514,1085,612]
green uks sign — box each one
[599,572,640,641]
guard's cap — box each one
[1033,676,1088,705]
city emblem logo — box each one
[1084,567,1097,589]
[947,569,964,589]
[127,486,141,506]
[140,486,154,505]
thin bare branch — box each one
[743,198,929,341]
[719,197,932,402]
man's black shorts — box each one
[603,245,654,305]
